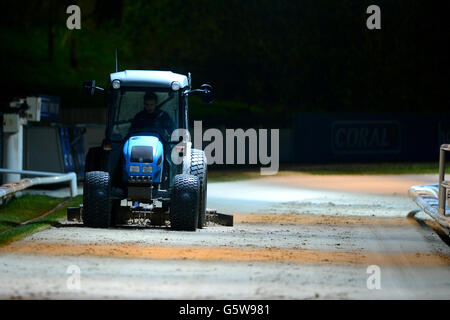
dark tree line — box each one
[0,0,448,115]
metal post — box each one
[438,145,447,215]
[0,112,3,185]
[4,122,23,183]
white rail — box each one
[408,184,450,229]
[0,169,77,198]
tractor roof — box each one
[110,70,189,89]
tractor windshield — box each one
[109,87,180,142]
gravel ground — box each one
[0,173,449,299]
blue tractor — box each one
[80,70,213,231]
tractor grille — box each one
[128,175,152,184]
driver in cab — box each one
[129,92,175,138]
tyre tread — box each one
[83,171,111,228]
[171,174,200,231]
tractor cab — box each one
[104,71,191,193]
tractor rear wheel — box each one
[170,174,200,231]
[82,171,112,228]
[190,149,207,228]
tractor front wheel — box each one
[170,174,200,231]
[82,171,112,228]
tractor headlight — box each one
[142,166,152,173]
[112,80,121,89]
[171,81,180,91]
[129,165,140,173]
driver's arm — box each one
[153,112,175,140]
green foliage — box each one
[209,161,440,181]
[285,162,441,175]
[0,195,83,246]
[0,195,62,233]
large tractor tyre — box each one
[170,174,200,231]
[84,147,104,173]
[82,171,112,228]
[190,149,207,228]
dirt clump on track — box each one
[233,213,429,227]
[1,238,449,267]
[261,172,437,195]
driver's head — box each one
[143,92,157,113]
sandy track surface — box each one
[0,173,449,299]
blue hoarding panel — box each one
[293,113,449,163]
